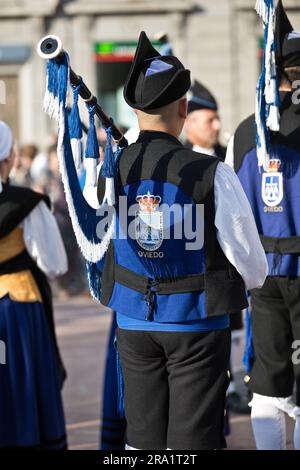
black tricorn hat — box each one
[187,80,218,114]
[275,0,300,67]
[123,31,191,110]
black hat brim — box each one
[187,79,218,114]
[275,0,300,67]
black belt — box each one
[115,263,205,320]
[260,235,300,255]
[0,250,34,275]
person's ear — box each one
[179,98,187,119]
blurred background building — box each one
[0,0,300,148]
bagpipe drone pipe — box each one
[37,35,128,300]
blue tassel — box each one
[44,52,69,119]
[85,103,100,161]
[102,121,115,178]
[46,58,59,97]
[69,80,83,140]
[101,315,126,450]
[69,79,83,170]
[243,307,254,373]
[58,53,69,105]
[86,261,102,302]
[100,122,125,207]
[85,103,100,186]
[114,337,125,418]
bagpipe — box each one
[37,35,128,300]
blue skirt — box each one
[0,295,67,449]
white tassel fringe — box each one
[266,104,280,132]
[57,103,114,263]
[85,157,98,187]
[71,138,82,171]
[255,0,268,23]
[102,177,116,206]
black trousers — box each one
[249,276,300,405]
[116,327,231,450]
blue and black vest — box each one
[233,92,300,276]
[98,131,247,323]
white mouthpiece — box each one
[37,35,63,60]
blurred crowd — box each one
[9,123,130,299]
[9,134,88,298]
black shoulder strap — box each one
[214,143,226,161]
[233,114,256,173]
[118,139,220,203]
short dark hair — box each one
[21,144,38,161]
[47,144,57,156]
[278,66,300,87]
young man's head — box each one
[275,1,300,90]
[278,66,300,90]
[136,96,187,138]
[123,31,190,138]
[185,79,221,149]
[185,108,221,149]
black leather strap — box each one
[260,235,300,254]
[0,250,35,274]
[114,263,205,295]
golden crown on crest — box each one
[268,159,281,172]
[136,192,161,212]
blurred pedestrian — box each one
[0,121,68,449]
[185,79,225,159]
[11,143,38,187]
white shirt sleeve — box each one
[214,162,268,291]
[225,135,234,169]
[21,200,68,280]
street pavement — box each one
[54,296,295,451]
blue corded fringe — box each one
[69,79,83,141]
[61,107,105,244]
[44,52,69,119]
[58,53,69,106]
[255,0,280,168]
[46,58,59,97]
[101,315,126,450]
[114,337,125,418]
[243,307,254,373]
[44,50,115,271]
[86,261,102,301]
[256,61,269,151]
[85,103,100,161]
[102,122,115,178]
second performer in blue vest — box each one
[226,0,300,451]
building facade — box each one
[0,0,300,148]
